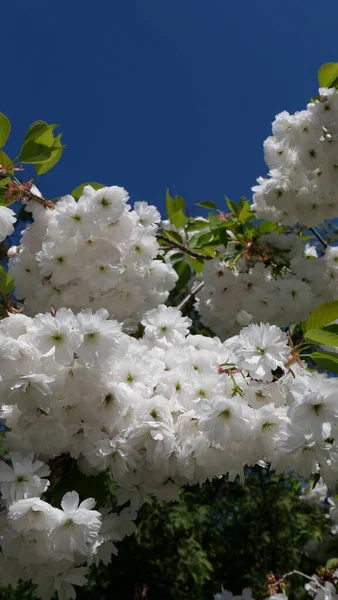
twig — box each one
[282,570,328,592]
[19,187,55,210]
[157,234,211,260]
[177,281,205,311]
[309,227,328,249]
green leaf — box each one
[186,219,209,232]
[326,558,338,570]
[171,209,187,229]
[0,177,10,188]
[0,113,11,148]
[174,195,185,211]
[189,231,213,249]
[0,150,14,173]
[23,120,49,144]
[318,63,338,89]
[168,252,184,261]
[258,221,277,234]
[304,329,338,347]
[237,199,253,223]
[165,189,187,228]
[0,266,14,295]
[35,147,63,175]
[71,182,105,198]
[162,229,183,245]
[193,245,216,257]
[219,228,228,247]
[323,324,338,335]
[311,350,338,373]
[208,212,222,229]
[186,255,205,274]
[33,124,59,146]
[35,135,65,175]
[195,200,218,210]
[305,300,338,332]
[20,141,53,164]
[225,196,238,215]
[174,261,192,292]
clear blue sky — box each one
[2,0,338,216]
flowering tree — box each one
[3,62,338,599]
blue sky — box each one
[2,0,338,216]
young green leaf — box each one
[22,121,59,146]
[0,113,11,148]
[0,150,14,174]
[189,231,213,249]
[71,182,105,198]
[311,350,338,373]
[258,221,277,234]
[225,196,238,215]
[161,229,184,245]
[185,255,205,274]
[186,219,209,232]
[165,189,187,228]
[237,200,254,223]
[305,300,338,332]
[35,135,65,175]
[318,63,338,89]
[20,141,53,164]
[195,200,218,210]
[219,228,228,247]
[0,267,14,295]
[174,261,192,292]
[304,328,338,347]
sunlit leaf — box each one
[0,113,11,148]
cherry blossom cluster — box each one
[8,185,178,324]
[252,87,338,226]
[2,305,338,596]
[195,234,338,339]
[0,489,136,598]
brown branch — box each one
[157,234,211,260]
[19,187,55,210]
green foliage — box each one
[196,200,218,210]
[72,182,105,198]
[166,189,187,228]
[0,150,14,174]
[0,113,11,148]
[318,62,338,88]
[305,329,338,347]
[20,120,65,174]
[305,300,338,332]
[173,260,192,291]
[58,470,331,600]
[311,350,338,373]
[0,266,14,295]
[20,141,54,163]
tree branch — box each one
[157,234,211,260]
[177,281,205,311]
[309,227,328,249]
